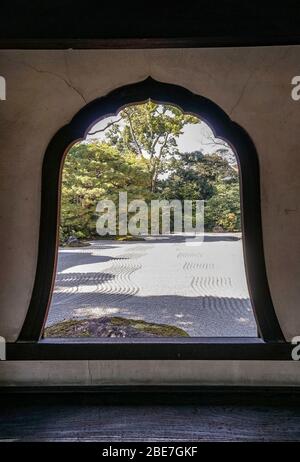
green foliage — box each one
[161,151,236,201]
[60,141,152,242]
[59,102,241,243]
[160,151,241,232]
[105,101,199,192]
[205,182,241,232]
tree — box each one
[205,182,241,232]
[60,141,151,242]
[160,151,240,232]
[60,104,242,242]
[91,101,199,192]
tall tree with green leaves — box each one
[60,103,241,242]
[60,141,151,242]
[90,101,199,192]
[160,151,240,232]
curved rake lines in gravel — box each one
[53,265,142,307]
[182,261,214,271]
[199,295,252,320]
[97,259,142,304]
[190,275,251,318]
[176,251,203,259]
[191,275,233,297]
[52,254,144,309]
[98,245,155,303]
[116,250,150,260]
[52,271,113,305]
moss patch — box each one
[44,319,90,337]
[62,241,91,248]
[44,316,189,338]
[116,235,146,242]
[110,316,189,337]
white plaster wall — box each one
[0,47,300,384]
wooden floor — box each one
[1,387,300,442]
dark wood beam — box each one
[7,339,293,360]
[1,2,300,48]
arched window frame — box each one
[8,77,291,361]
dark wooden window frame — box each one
[8,77,293,361]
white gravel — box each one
[46,234,257,337]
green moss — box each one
[44,319,90,337]
[62,241,91,248]
[116,235,146,241]
[44,316,189,338]
[110,316,189,337]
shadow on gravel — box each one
[47,293,256,337]
[57,252,127,272]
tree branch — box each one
[87,117,122,136]
[123,109,144,157]
[151,133,169,191]
[150,134,163,159]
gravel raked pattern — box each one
[46,235,257,337]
